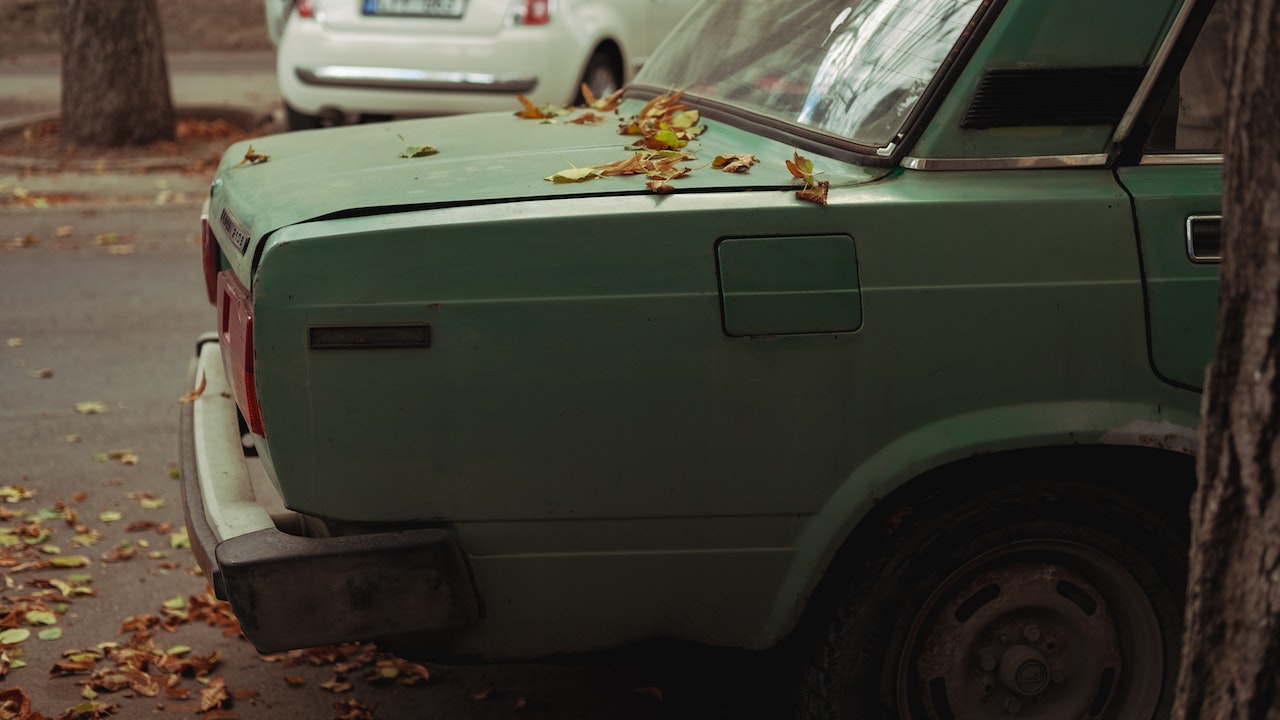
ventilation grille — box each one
[962,67,1146,129]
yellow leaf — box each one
[544,167,599,183]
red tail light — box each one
[512,0,552,25]
[201,211,219,306]
[296,0,316,18]
[216,270,265,437]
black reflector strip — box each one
[962,67,1146,129]
[309,324,431,349]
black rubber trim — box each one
[179,334,481,653]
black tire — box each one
[576,49,621,104]
[284,102,325,131]
[800,476,1188,720]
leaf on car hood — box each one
[233,145,270,167]
[397,135,439,159]
[580,84,624,112]
[514,94,569,120]
[713,154,758,173]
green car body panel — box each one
[184,0,1221,659]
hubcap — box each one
[896,540,1162,719]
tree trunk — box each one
[1174,0,1280,716]
[60,0,175,147]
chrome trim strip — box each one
[296,66,538,94]
[1140,153,1223,166]
[901,154,1108,171]
[1114,0,1198,142]
[1186,213,1222,264]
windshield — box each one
[634,0,985,149]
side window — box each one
[1147,2,1226,154]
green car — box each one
[181,0,1223,716]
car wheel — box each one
[800,478,1187,720]
[577,50,621,103]
[284,103,325,131]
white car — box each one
[266,0,694,130]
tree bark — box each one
[60,0,175,147]
[1174,0,1280,716]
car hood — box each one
[208,100,889,266]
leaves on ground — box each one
[72,403,106,416]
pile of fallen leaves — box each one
[523,87,827,204]
[0,477,460,720]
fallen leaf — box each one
[0,628,30,645]
[5,338,21,348]
[48,555,90,568]
[8,235,38,249]
[38,626,62,641]
[27,368,53,379]
[179,373,207,404]
[320,676,352,693]
[74,402,108,415]
[544,167,599,183]
[199,675,229,712]
[0,486,33,503]
[233,145,270,167]
[23,610,56,626]
[56,225,74,238]
[332,698,376,720]
[712,153,758,173]
[795,180,830,206]
[568,111,607,125]
[397,135,439,158]
[0,688,31,718]
[98,511,122,523]
[581,84,624,112]
[514,94,569,120]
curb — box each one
[0,105,274,173]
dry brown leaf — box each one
[178,372,207,404]
[712,153,758,173]
[796,180,830,206]
[233,145,269,167]
[199,675,229,712]
[568,111,607,125]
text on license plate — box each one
[362,0,466,18]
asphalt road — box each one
[0,201,776,719]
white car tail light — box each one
[509,0,553,26]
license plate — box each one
[362,0,466,18]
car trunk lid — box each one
[208,102,889,285]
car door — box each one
[1116,0,1223,390]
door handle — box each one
[1185,214,1221,263]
